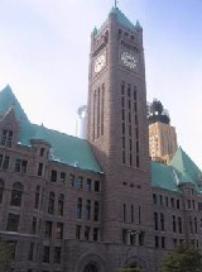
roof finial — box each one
[114,0,118,8]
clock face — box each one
[94,53,106,73]
[121,51,137,70]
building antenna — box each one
[114,0,119,8]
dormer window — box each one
[1,129,13,147]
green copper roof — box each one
[0,86,102,173]
[0,85,29,123]
[151,162,179,192]
[152,147,202,193]
[93,7,141,37]
[169,147,202,184]
[109,7,137,31]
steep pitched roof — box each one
[151,162,179,192]
[0,86,102,173]
[0,85,29,123]
[169,147,202,184]
[93,7,141,37]
[109,7,137,31]
[152,147,202,193]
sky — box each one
[0,0,202,166]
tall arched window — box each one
[0,178,4,203]
[48,192,55,214]
[10,182,24,207]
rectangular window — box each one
[28,242,34,261]
[15,159,21,172]
[138,206,141,224]
[15,159,27,174]
[1,129,13,147]
[178,217,183,234]
[161,237,165,249]
[54,247,61,264]
[154,212,158,231]
[51,170,57,182]
[92,90,96,141]
[60,172,66,182]
[171,198,175,208]
[153,194,157,205]
[76,176,83,190]
[0,154,3,168]
[77,198,82,219]
[8,130,13,147]
[93,228,99,241]
[139,231,145,246]
[70,174,75,187]
[94,201,99,221]
[94,180,100,192]
[165,196,169,207]
[76,225,81,240]
[101,84,105,136]
[86,200,91,220]
[45,221,52,238]
[1,129,7,146]
[32,217,37,234]
[129,231,136,245]
[3,156,10,170]
[56,223,63,239]
[173,238,177,248]
[58,195,64,216]
[7,240,17,260]
[43,246,50,263]
[131,205,134,223]
[172,215,176,232]
[84,226,91,240]
[37,163,43,176]
[122,229,127,244]
[40,148,45,157]
[155,236,159,248]
[86,178,92,192]
[160,213,165,231]
[7,213,20,232]
[159,195,163,205]
[97,87,101,138]
[176,199,180,209]
[187,200,191,209]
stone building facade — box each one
[149,121,178,163]
[0,6,202,272]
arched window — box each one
[10,182,24,207]
[0,178,4,203]
[58,194,64,216]
[83,263,98,272]
[48,192,55,214]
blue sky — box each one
[0,0,202,166]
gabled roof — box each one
[0,86,102,173]
[152,147,202,193]
[169,147,202,184]
[0,85,29,123]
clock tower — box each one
[87,6,153,249]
